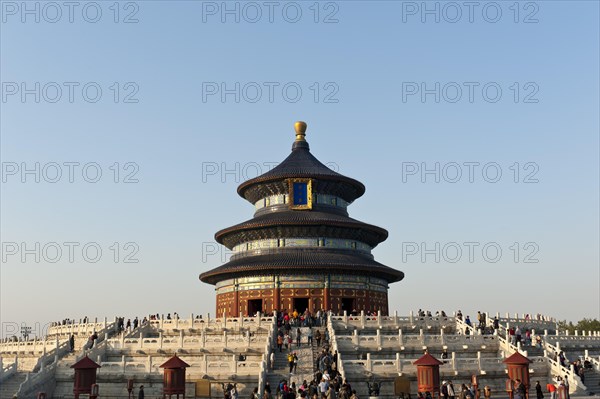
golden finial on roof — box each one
[294,121,307,142]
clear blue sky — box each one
[1,0,598,337]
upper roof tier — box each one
[237,122,366,204]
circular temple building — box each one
[199,122,404,317]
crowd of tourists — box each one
[267,345,358,399]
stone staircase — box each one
[583,368,600,396]
[522,344,545,357]
[266,328,317,393]
[310,328,327,371]
[0,371,28,398]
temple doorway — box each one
[293,298,309,314]
[248,299,263,316]
[341,298,355,313]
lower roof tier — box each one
[199,248,404,285]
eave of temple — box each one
[199,248,404,285]
[237,129,365,204]
[214,210,388,249]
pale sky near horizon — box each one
[1,0,599,338]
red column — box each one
[365,281,371,312]
[324,275,332,311]
[323,288,329,311]
[273,277,280,313]
[233,282,240,317]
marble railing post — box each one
[224,331,228,346]
[575,330,579,336]
[377,310,382,328]
[121,333,125,348]
[396,352,402,373]
[180,330,184,349]
[376,329,381,346]
[477,351,481,372]
[420,329,425,345]
[505,312,509,319]
[202,331,206,346]
[240,315,244,329]
[366,353,372,371]
[258,312,262,328]
[409,311,414,324]
[104,317,107,331]
[232,355,237,374]
[440,328,445,345]
[204,355,208,374]
[398,329,404,346]
[360,311,365,329]
[343,311,348,324]
[352,330,359,345]
[451,352,456,371]
[159,333,163,350]
[139,333,143,349]
[147,355,152,372]
[175,316,179,329]
[160,315,164,329]
[394,311,399,327]
[122,355,126,373]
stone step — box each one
[0,372,28,397]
